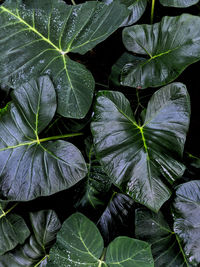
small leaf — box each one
[0,0,128,118]
[160,0,199,8]
[0,76,87,201]
[0,202,30,256]
[0,210,61,267]
[91,83,190,211]
[173,180,200,266]
[47,212,154,267]
[135,207,189,266]
[122,14,200,88]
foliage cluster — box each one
[0,0,200,266]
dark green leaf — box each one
[0,210,61,267]
[0,76,87,201]
[109,52,145,86]
[47,212,154,267]
[103,0,147,26]
[159,0,199,8]
[0,0,128,118]
[122,14,200,88]
[135,208,189,267]
[173,180,200,266]
[97,193,135,245]
[106,237,154,267]
[0,202,30,256]
[91,83,190,211]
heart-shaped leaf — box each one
[0,202,30,256]
[159,0,199,7]
[0,210,61,267]
[135,207,189,266]
[47,212,154,267]
[122,14,200,88]
[103,0,147,26]
[0,0,128,118]
[0,76,87,201]
[173,180,200,266]
[91,82,190,211]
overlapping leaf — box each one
[0,210,61,267]
[159,0,199,7]
[91,83,190,211]
[0,0,128,118]
[122,14,200,88]
[97,193,135,246]
[135,208,189,266]
[0,202,30,256]
[0,76,87,201]
[47,212,154,267]
[173,180,200,266]
[103,0,147,26]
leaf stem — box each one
[39,133,83,143]
[151,0,156,24]
[175,234,189,267]
[100,247,107,261]
[34,255,49,267]
[0,203,18,219]
[71,0,76,5]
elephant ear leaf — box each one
[173,180,200,266]
[0,202,30,256]
[122,14,200,88]
[0,210,61,267]
[159,0,199,8]
[91,82,190,212]
[0,0,128,118]
[135,207,190,266]
[0,75,87,201]
[47,212,154,267]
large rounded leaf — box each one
[91,83,190,212]
[173,180,200,266]
[122,14,200,88]
[0,202,30,256]
[0,0,128,118]
[47,212,154,267]
[0,76,87,201]
[135,208,190,267]
[47,212,104,266]
[0,210,61,267]
[160,0,199,7]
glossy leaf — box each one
[91,83,190,211]
[0,202,30,255]
[135,208,189,267]
[173,180,200,266]
[47,212,154,267]
[159,0,199,8]
[0,76,87,201]
[77,143,112,212]
[109,52,145,86]
[97,193,135,245]
[0,210,61,267]
[0,0,128,118]
[122,14,200,88]
[103,0,147,26]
